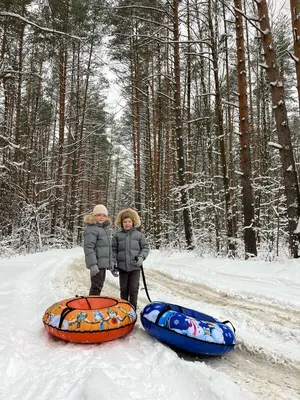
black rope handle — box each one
[140,264,152,303]
[139,261,235,336]
[58,307,73,329]
[222,320,236,333]
[58,296,92,329]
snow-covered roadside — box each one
[142,269,300,366]
[139,269,300,400]
[147,250,300,308]
[0,248,299,400]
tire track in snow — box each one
[64,260,300,400]
[144,269,300,400]
[146,270,300,328]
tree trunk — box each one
[290,0,300,108]
[223,2,238,255]
[173,0,194,249]
[208,0,234,254]
[51,44,67,235]
[133,30,141,212]
[234,0,257,257]
[256,0,300,257]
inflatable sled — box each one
[140,301,236,356]
[43,296,137,343]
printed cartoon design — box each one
[117,306,137,322]
[46,313,69,330]
[105,308,124,326]
[93,310,105,330]
[69,312,89,329]
[158,311,190,334]
[43,297,137,337]
[142,303,235,345]
[210,326,225,343]
[142,303,164,323]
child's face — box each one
[96,213,107,223]
[122,217,133,231]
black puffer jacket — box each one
[83,215,112,270]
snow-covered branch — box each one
[222,100,239,109]
[234,7,265,35]
[268,142,282,149]
[187,117,210,124]
[0,12,84,40]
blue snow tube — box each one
[140,301,236,356]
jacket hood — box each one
[83,214,112,226]
[115,208,141,228]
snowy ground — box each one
[0,248,299,400]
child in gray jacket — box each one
[83,204,113,295]
[112,208,149,309]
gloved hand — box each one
[110,266,119,277]
[90,264,99,277]
[108,264,119,277]
[134,256,144,268]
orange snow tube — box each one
[43,296,137,343]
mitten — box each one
[90,264,99,277]
[134,256,144,268]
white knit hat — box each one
[92,204,108,216]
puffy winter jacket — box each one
[83,215,112,270]
[112,228,149,272]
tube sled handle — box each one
[221,320,236,333]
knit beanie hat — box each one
[93,204,108,216]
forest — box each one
[1,0,300,259]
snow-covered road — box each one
[0,248,299,400]
[142,270,300,400]
[60,251,300,400]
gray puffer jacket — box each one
[112,228,149,272]
[83,215,112,270]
